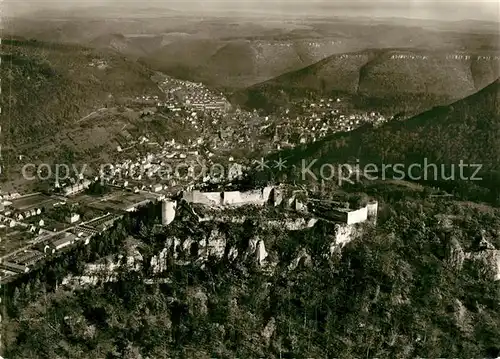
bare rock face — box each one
[478,230,496,250]
[463,229,499,280]
[465,249,500,281]
[288,248,312,271]
[182,238,196,256]
[453,299,472,333]
[125,245,144,271]
[262,317,276,345]
[165,237,182,259]
[150,248,169,274]
[255,240,269,266]
[207,229,227,259]
[245,236,260,260]
[228,247,239,262]
[446,237,465,271]
[330,224,357,255]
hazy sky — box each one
[5,0,500,22]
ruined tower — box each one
[366,201,378,225]
[162,200,177,226]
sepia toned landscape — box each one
[0,1,499,358]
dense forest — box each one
[0,38,161,144]
[2,189,500,358]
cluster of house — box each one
[1,192,22,201]
[1,250,44,274]
[133,95,161,105]
[95,71,392,183]
[159,76,230,113]
[475,55,499,61]
[13,208,42,221]
[0,232,79,276]
[130,75,386,162]
[0,213,121,278]
[269,98,387,146]
[105,124,253,192]
[59,180,92,196]
[88,58,108,69]
[115,77,254,166]
[0,215,20,229]
[0,182,159,279]
[0,194,71,238]
[120,108,263,182]
[186,99,229,112]
[104,143,209,189]
[444,55,499,61]
[183,108,267,154]
[111,101,256,183]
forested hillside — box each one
[263,78,500,202]
[3,194,500,358]
[0,38,161,145]
[232,48,500,115]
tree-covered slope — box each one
[268,78,500,182]
[3,198,500,358]
[232,48,500,115]
[0,37,161,145]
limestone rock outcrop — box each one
[255,240,269,266]
[150,248,169,274]
[465,249,500,281]
[446,237,465,271]
[206,229,227,259]
[288,248,312,271]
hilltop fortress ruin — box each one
[61,186,379,286]
[160,186,378,255]
[162,186,377,224]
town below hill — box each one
[1,38,404,194]
[1,24,500,358]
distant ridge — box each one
[232,48,500,114]
[271,77,500,180]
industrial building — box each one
[62,180,92,197]
[0,261,30,274]
[48,232,78,251]
[11,250,45,267]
